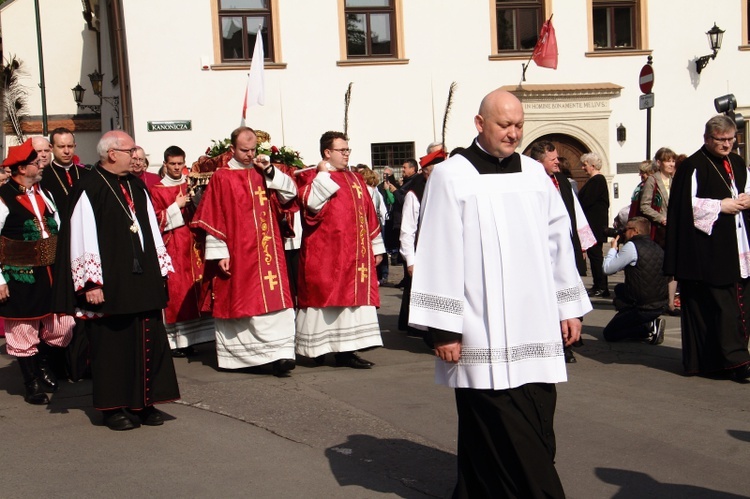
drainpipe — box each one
[110,0,132,134]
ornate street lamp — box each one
[695,23,725,74]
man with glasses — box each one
[0,139,74,405]
[602,216,667,344]
[665,114,750,381]
[54,130,180,430]
[132,146,161,189]
[191,126,298,376]
[40,128,90,223]
[295,131,385,369]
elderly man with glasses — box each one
[54,130,180,430]
[665,114,750,382]
[602,216,668,344]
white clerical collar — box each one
[52,160,73,170]
[160,174,186,187]
[227,158,250,170]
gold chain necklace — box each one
[701,151,736,198]
[49,162,78,196]
[95,168,139,233]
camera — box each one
[603,226,624,238]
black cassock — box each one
[664,146,750,374]
[54,166,179,410]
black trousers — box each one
[680,279,750,374]
[453,385,565,499]
[588,242,608,291]
[603,283,663,341]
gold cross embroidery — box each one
[352,182,362,199]
[263,271,278,290]
[255,186,267,206]
[357,263,368,283]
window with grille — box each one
[371,142,415,177]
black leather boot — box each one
[37,343,59,392]
[17,356,50,405]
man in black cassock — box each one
[664,114,750,381]
[55,130,180,430]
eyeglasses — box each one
[110,147,139,156]
[710,136,736,144]
[331,148,352,155]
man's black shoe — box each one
[272,359,296,377]
[335,352,374,369]
[136,406,165,426]
[730,363,750,382]
[649,318,666,345]
[103,410,139,431]
[171,346,196,358]
[588,288,610,298]
[564,348,577,363]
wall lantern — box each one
[72,69,120,128]
[616,123,627,142]
[695,23,725,74]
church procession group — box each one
[2,85,750,498]
[0,124,390,430]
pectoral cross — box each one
[352,183,362,199]
[357,263,368,283]
[255,186,267,206]
[263,271,278,290]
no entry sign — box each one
[639,64,654,94]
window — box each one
[371,142,415,176]
[495,0,544,52]
[344,0,396,58]
[592,1,636,50]
[218,0,274,62]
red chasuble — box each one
[149,181,210,324]
[296,169,381,308]
[190,167,293,319]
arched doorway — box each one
[523,134,590,191]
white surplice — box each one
[409,154,592,390]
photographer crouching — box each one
[602,216,668,344]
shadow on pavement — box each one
[326,433,455,498]
[569,325,686,377]
[727,429,750,443]
[595,467,749,498]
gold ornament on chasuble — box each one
[248,170,289,311]
[347,175,374,304]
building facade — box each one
[2,0,750,217]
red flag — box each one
[532,19,558,69]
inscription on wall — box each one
[524,101,608,110]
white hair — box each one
[96,132,125,159]
[426,141,443,154]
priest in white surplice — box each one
[409,89,592,499]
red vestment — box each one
[190,167,293,319]
[296,169,381,308]
[149,181,210,324]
